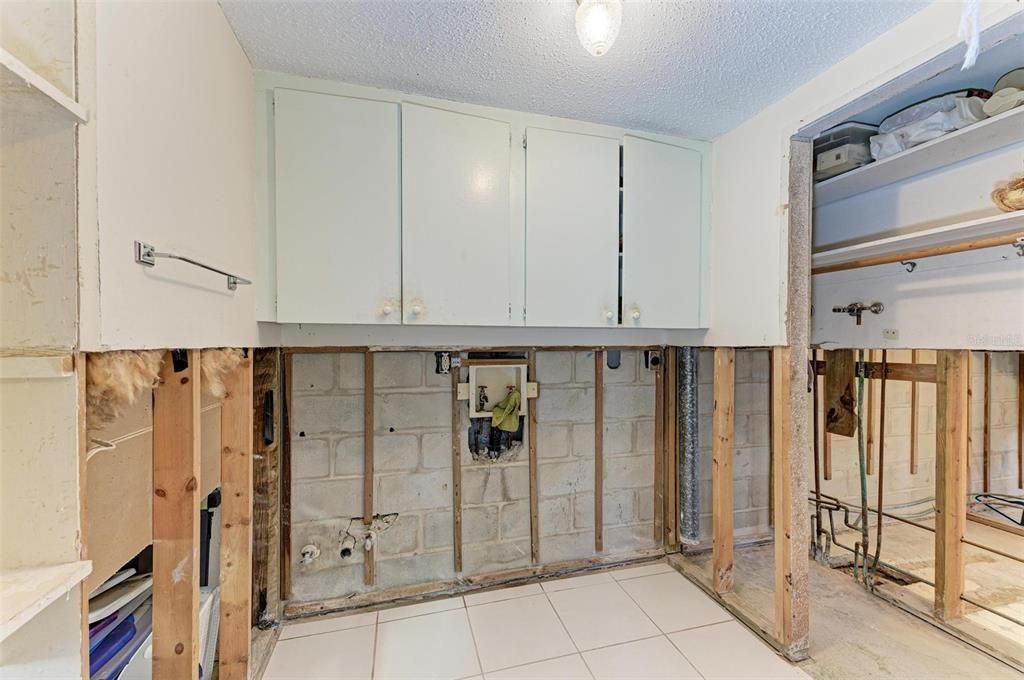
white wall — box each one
[78,1,256,350]
[706,1,1024,348]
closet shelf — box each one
[813,105,1024,207]
[1,47,88,143]
[811,211,1024,275]
[0,560,92,643]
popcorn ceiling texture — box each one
[220,0,925,139]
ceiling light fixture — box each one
[575,0,622,57]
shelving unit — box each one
[0,561,92,643]
[814,106,1024,207]
[812,211,1024,274]
[0,47,87,143]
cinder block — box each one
[374,433,420,472]
[292,478,364,522]
[885,407,911,437]
[424,510,454,549]
[376,550,454,588]
[377,391,451,431]
[334,436,365,477]
[537,424,571,459]
[572,421,629,457]
[377,513,421,556]
[293,438,331,479]
[603,523,656,553]
[537,387,594,423]
[572,492,595,529]
[734,446,769,480]
[537,352,573,384]
[735,382,769,415]
[377,470,451,512]
[698,350,713,385]
[462,467,504,505]
[604,385,653,419]
[539,459,593,497]
[736,414,770,447]
[462,540,530,576]
[292,395,364,435]
[499,500,531,539]
[539,496,573,535]
[421,432,452,469]
[503,465,531,500]
[607,351,638,384]
[290,563,366,602]
[291,518,362,574]
[374,353,424,388]
[540,531,594,563]
[603,488,635,525]
[605,454,654,490]
[292,353,336,393]
[337,353,365,390]
[992,374,1018,401]
[634,420,654,453]
[463,505,499,544]
[637,487,654,521]
[574,351,596,384]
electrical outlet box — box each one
[882,328,899,341]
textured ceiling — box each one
[221,0,928,140]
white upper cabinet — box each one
[622,135,704,329]
[401,104,513,326]
[525,128,620,327]
[274,89,401,324]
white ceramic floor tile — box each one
[467,594,576,672]
[540,572,614,593]
[486,654,592,679]
[279,611,377,640]
[619,571,732,633]
[375,608,481,680]
[377,596,464,623]
[669,621,810,679]
[583,636,701,680]
[547,582,660,651]
[610,562,674,581]
[465,583,543,607]
[263,625,375,679]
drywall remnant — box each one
[86,350,164,430]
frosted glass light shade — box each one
[575,0,622,57]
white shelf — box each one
[814,105,1024,207]
[812,211,1024,272]
[0,47,88,142]
[0,560,92,643]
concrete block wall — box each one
[817,350,1022,514]
[697,349,773,544]
[535,350,658,562]
[289,352,455,602]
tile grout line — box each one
[462,596,487,679]
[369,612,380,680]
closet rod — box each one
[134,241,253,290]
[812,232,1024,275]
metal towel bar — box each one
[134,241,252,290]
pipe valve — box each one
[832,301,884,325]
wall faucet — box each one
[832,301,884,325]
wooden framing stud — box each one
[653,351,665,544]
[712,348,735,593]
[664,348,679,548]
[364,351,375,585]
[1018,353,1023,490]
[153,349,201,680]
[935,349,968,621]
[452,365,464,572]
[218,352,254,680]
[910,349,920,475]
[866,349,877,475]
[983,352,991,493]
[528,351,540,564]
[281,352,293,601]
[595,350,605,552]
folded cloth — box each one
[490,388,521,433]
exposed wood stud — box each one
[810,231,1024,275]
[219,353,254,680]
[654,351,665,545]
[281,353,293,601]
[252,348,281,627]
[595,350,605,552]
[866,349,877,475]
[664,348,679,548]
[364,351,375,586]
[983,352,991,494]
[910,349,920,475]
[528,351,540,564]
[966,352,972,477]
[768,349,774,528]
[1018,353,1023,490]
[823,349,857,437]
[152,349,201,680]
[77,353,90,680]
[452,365,464,572]
[935,350,968,621]
[712,348,735,593]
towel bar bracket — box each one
[133,240,252,291]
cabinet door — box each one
[525,128,620,327]
[402,104,512,325]
[275,89,401,324]
[622,136,704,328]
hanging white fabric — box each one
[959,0,980,70]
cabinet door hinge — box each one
[522,132,527,149]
